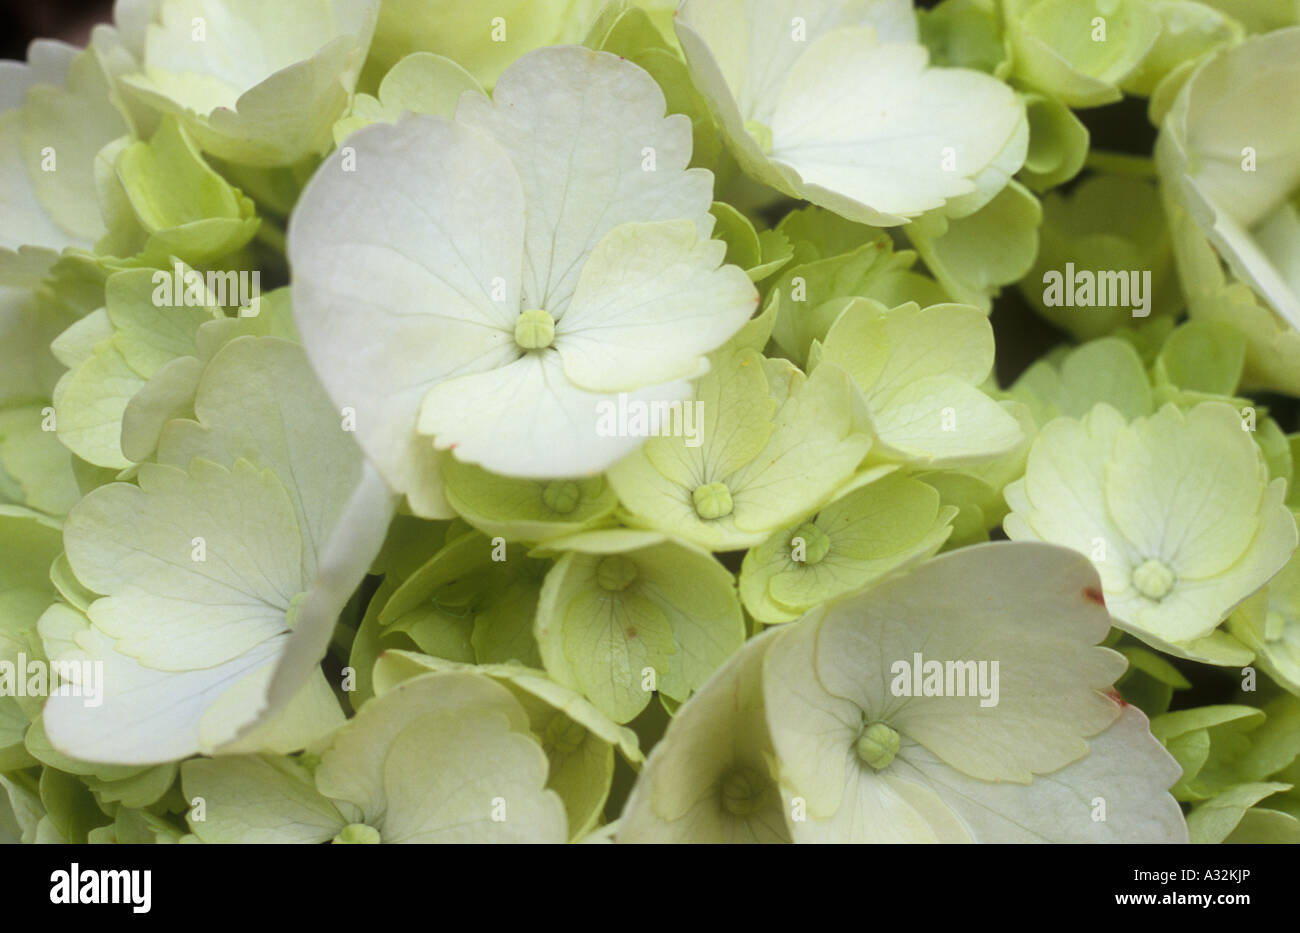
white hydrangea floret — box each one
[1157,26,1300,331]
[289,46,758,512]
[115,0,381,165]
[39,339,395,764]
[674,0,1027,225]
[762,542,1187,843]
[1004,402,1298,663]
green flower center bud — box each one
[790,522,831,565]
[543,712,587,756]
[855,721,901,771]
[720,766,768,817]
[744,119,774,155]
[514,308,555,350]
[333,823,381,844]
[540,479,580,514]
[692,481,734,520]
[595,554,638,592]
[1132,558,1175,601]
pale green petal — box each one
[760,615,860,822]
[1121,480,1296,647]
[122,0,380,165]
[456,45,714,313]
[1186,781,1292,843]
[317,669,529,821]
[1004,0,1162,107]
[110,115,259,264]
[1222,806,1300,842]
[418,351,695,479]
[1008,337,1154,423]
[557,220,757,392]
[440,456,616,544]
[64,459,301,670]
[51,340,145,470]
[535,531,744,722]
[119,354,202,463]
[904,181,1041,311]
[1122,0,1243,97]
[1151,704,1266,800]
[1018,91,1089,191]
[816,542,1124,781]
[317,670,567,842]
[182,754,344,844]
[763,32,1025,224]
[766,235,947,366]
[618,628,791,844]
[897,704,1187,842]
[0,773,50,844]
[3,40,128,253]
[1023,174,1178,340]
[367,0,603,89]
[1003,405,1137,590]
[0,504,62,635]
[1103,403,1268,580]
[157,336,365,583]
[0,405,79,515]
[288,113,524,514]
[333,51,484,143]
[676,1,1022,224]
[819,300,1021,465]
[39,603,293,763]
[1158,27,1300,329]
[381,708,566,843]
[372,651,640,840]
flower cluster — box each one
[2,0,1299,845]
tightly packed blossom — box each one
[4,0,1300,848]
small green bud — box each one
[791,522,831,564]
[515,308,555,350]
[543,712,587,756]
[720,766,768,817]
[855,722,901,770]
[595,554,638,591]
[692,481,734,520]
[540,479,580,514]
[333,823,382,844]
[1132,558,1175,601]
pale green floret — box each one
[595,555,639,592]
[720,766,768,817]
[541,479,581,514]
[791,522,831,565]
[542,713,587,757]
[675,1,1028,225]
[1133,559,1176,601]
[333,823,382,844]
[855,721,901,771]
[744,119,773,155]
[514,309,556,350]
[692,481,734,520]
